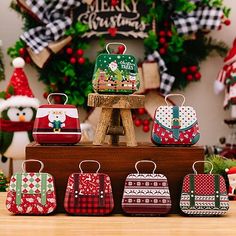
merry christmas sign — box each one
[75,0,152,38]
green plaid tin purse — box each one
[92,43,140,94]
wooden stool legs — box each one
[93,108,113,145]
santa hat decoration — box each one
[225,166,236,175]
[0,57,39,112]
[224,38,236,65]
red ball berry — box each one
[159,37,166,44]
[77,49,84,56]
[66,47,73,54]
[78,57,85,65]
[111,0,118,6]
[132,114,136,120]
[5,93,11,99]
[159,31,165,37]
[138,108,146,115]
[218,25,222,30]
[187,74,194,81]
[43,92,49,99]
[118,45,126,54]
[181,67,188,74]
[70,57,76,64]
[195,72,201,80]
[143,125,150,133]
[54,96,62,104]
[224,19,231,26]
[143,119,150,126]
[19,48,26,56]
[189,66,197,73]
[167,30,172,37]
[25,56,31,64]
[159,48,166,55]
[134,119,142,127]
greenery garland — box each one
[3,0,231,108]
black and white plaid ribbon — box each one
[172,6,223,35]
[20,0,82,54]
[148,51,175,95]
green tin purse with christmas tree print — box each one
[92,43,140,94]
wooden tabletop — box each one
[0,192,236,236]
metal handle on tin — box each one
[22,159,44,173]
[106,42,127,54]
[135,160,157,174]
[192,161,213,174]
[165,94,185,106]
[47,93,68,105]
[79,160,101,173]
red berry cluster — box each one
[218,15,231,30]
[111,0,119,7]
[65,47,85,65]
[158,24,172,55]
[132,108,152,133]
[181,65,201,81]
[18,48,31,64]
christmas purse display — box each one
[33,93,81,144]
[64,160,114,215]
[6,159,57,215]
[151,94,200,145]
[92,42,140,94]
[122,160,172,215]
[180,161,229,216]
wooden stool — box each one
[88,93,145,147]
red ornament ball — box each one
[189,66,198,73]
[143,125,150,133]
[70,57,76,64]
[54,96,62,104]
[77,49,84,56]
[19,48,26,56]
[181,67,188,74]
[25,56,31,64]
[159,37,166,44]
[78,57,86,65]
[143,119,150,126]
[187,74,194,81]
[138,108,146,115]
[118,45,126,54]
[195,72,201,80]
[159,31,165,37]
[43,92,49,99]
[132,114,136,120]
[224,19,231,26]
[167,30,172,37]
[159,48,166,55]
[134,119,142,127]
[111,0,118,6]
[66,47,73,54]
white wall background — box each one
[0,0,235,174]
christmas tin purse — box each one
[6,160,57,215]
[122,160,171,215]
[92,42,140,94]
[151,94,200,145]
[33,93,81,144]
[180,161,229,216]
[64,160,114,215]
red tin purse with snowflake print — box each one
[180,161,229,216]
[64,160,114,215]
[151,94,200,145]
[6,160,56,215]
[122,160,171,215]
[33,93,81,144]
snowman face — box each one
[228,173,236,188]
[109,61,118,72]
[7,107,34,122]
[48,111,66,122]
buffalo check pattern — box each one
[64,173,114,215]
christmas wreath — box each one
[4,0,230,109]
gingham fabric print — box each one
[147,50,175,95]
[6,172,56,215]
[20,0,82,53]
[180,174,229,216]
[172,6,223,35]
[64,173,114,215]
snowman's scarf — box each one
[0,119,34,132]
